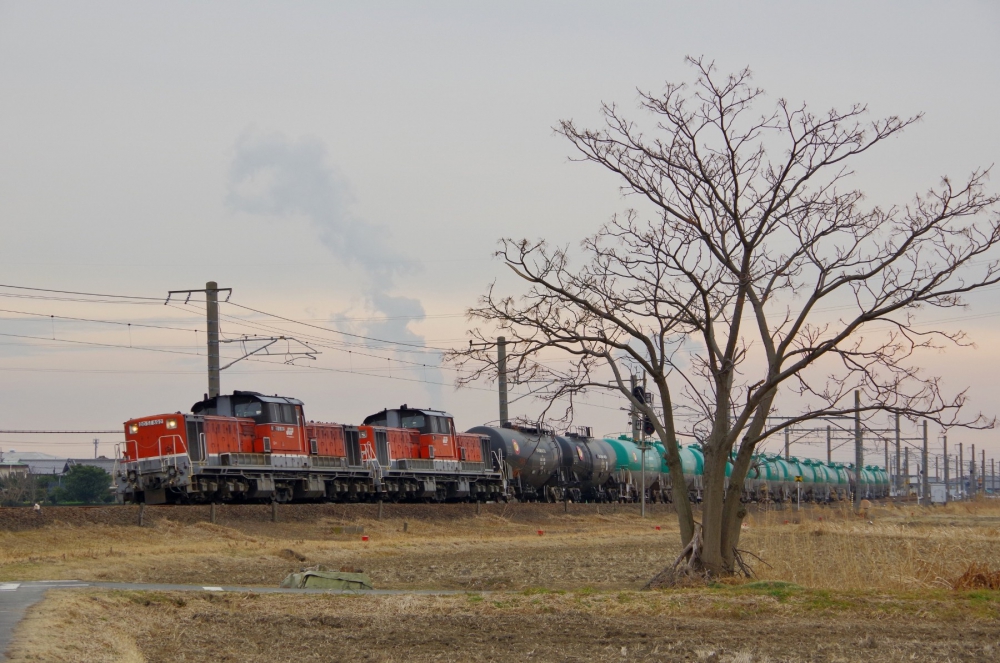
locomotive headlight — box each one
[166,419,178,430]
[129,423,139,434]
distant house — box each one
[1,452,70,476]
[0,452,117,476]
[64,458,117,474]
[0,462,29,478]
[0,452,120,503]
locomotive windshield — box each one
[268,403,298,424]
[401,414,452,434]
[234,402,263,418]
[400,414,425,429]
[230,399,298,424]
[430,417,452,434]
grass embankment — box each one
[7,585,1000,662]
[3,500,1000,591]
[5,501,1000,661]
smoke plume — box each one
[227,132,439,395]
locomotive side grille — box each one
[345,429,362,466]
[375,430,390,466]
[460,461,486,473]
[186,419,205,461]
[397,459,434,471]
[479,437,492,470]
[312,456,348,468]
[220,453,271,466]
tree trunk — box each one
[720,440,757,570]
[719,391,777,572]
[654,376,695,547]
[700,443,731,574]
[662,436,695,545]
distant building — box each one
[0,462,29,478]
[0,452,117,476]
[64,458,116,474]
[0,452,70,476]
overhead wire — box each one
[0,307,201,334]
[227,300,454,352]
[0,284,162,301]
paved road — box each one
[0,580,477,661]
[1,582,85,663]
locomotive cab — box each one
[363,406,460,461]
[192,390,306,454]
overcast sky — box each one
[1,1,998,468]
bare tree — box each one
[0,471,33,506]
[448,57,1000,578]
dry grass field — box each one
[3,500,1000,661]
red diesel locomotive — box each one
[117,390,504,504]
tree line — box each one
[0,465,115,506]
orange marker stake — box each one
[537,530,544,536]
[361,535,369,542]
[655,526,661,531]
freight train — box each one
[116,390,888,504]
[472,428,889,504]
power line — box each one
[0,308,201,333]
[169,301,445,357]
[0,331,204,358]
[0,283,161,301]
[0,281,706,417]
[0,430,121,434]
[0,292,163,305]
[0,299,588,384]
[0,440,123,446]
[227,300,452,352]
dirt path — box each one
[7,587,1000,662]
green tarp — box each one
[280,570,374,590]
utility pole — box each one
[826,425,832,464]
[206,282,221,398]
[884,439,890,494]
[922,421,930,503]
[959,443,964,499]
[896,412,903,495]
[993,458,996,494]
[785,427,790,461]
[943,435,949,505]
[630,374,640,443]
[166,281,231,398]
[982,449,986,496]
[93,438,99,459]
[904,447,909,497]
[853,389,863,512]
[956,454,961,499]
[971,444,976,499]
[641,373,648,519]
[497,336,508,426]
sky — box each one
[0,1,998,470]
